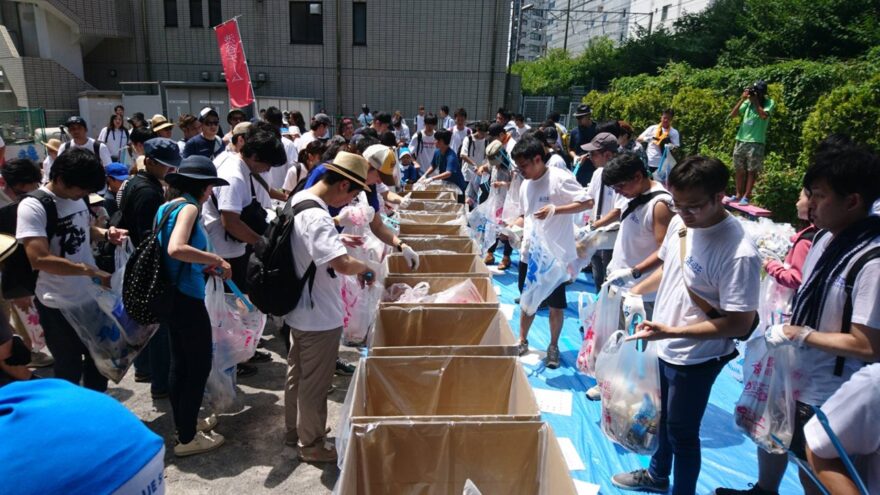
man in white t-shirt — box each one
[263,108,300,197]
[805,363,880,495]
[414,105,426,133]
[511,137,589,368]
[636,109,680,174]
[57,116,112,167]
[439,105,454,130]
[511,114,531,141]
[460,121,488,206]
[409,113,438,176]
[582,133,624,287]
[16,149,127,392]
[718,140,880,495]
[612,156,761,495]
[449,108,471,156]
[295,113,331,151]
[284,151,376,464]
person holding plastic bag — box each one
[610,157,761,495]
[158,156,232,457]
[483,140,516,268]
[511,137,589,368]
[581,133,625,287]
[17,149,127,392]
[585,153,674,400]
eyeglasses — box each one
[609,177,637,192]
[670,199,711,215]
[204,120,220,126]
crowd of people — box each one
[0,88,877,495]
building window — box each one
[661,5,670,22]
[208,0,222,27]
[190,0,203,27]
[164,0,178,27]
[290,2,323,44]
[353,2,366,46]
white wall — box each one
[33,5,84,79]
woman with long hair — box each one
[97,114,130,161]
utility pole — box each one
[647,11,653,35]
[562,0,571,52]
[514,0,524,64]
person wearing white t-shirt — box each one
[16,149,128,392]
[510,137,590,368]
[97,114,130,161]
[511,114,531,141]
[636,109,680,173]
[41,139,61,185]
[295,113,332,152]
[263,108,301,199]
[409,113,438,176]
[460,121,488,207]
[414,106,426,133]
[449,108,472,155]
[611,156,761,495]
[439,106,454,130]
[726,141,880,495]
[582,133,624,287]
[583,153,673,401]
[283,151,376,464]
[57,116,112,167]
[805,363,880,495]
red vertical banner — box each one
[214,18,254,108]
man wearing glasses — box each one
[611,156,761,494]
[182,107,225,160]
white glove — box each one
[605,267,636,288]
[400,193,412,208]
[401,243,420,270]
[622,292,646,333]
[765,324,813,347]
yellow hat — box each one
[363,144,397,186]
[0,234,16,264]
[325,151,371,192]
[150,114,174,132]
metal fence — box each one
[0,108,51,161]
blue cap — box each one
[143,137,182,168]
[105,162,130,181]
[398,147,412,159]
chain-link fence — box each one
[0,108,54,161]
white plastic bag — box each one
[341,273,383,346]
[204,277,267,411]
[734,337,803,453]
[11,300,45,351]
[729,275,795,381]
[571,223,619,274]
[110,238,134,296]
[655,145,677,184]
[500,173,523,227]
[595,331,662,455]
[467,188,501,255]
[520,221,570,316]
[576,287,623,377]
[382,279,483,304]
[58,284,159,383]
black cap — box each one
[573,104,592,117]
[227,108,247,123]
[488,122,506,137]
[198,106,219,122]
[165,156,230,187]
[374,112,391,125]
[65,116,87,128]
[752,80,768,94]
[543,126,559,144]
[143,138,182,168]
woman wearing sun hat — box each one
[156,155,232,457]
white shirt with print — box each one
[204,154,263,259]
[59,138,112,167]
[409,130,437,174]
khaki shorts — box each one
[733,141,765,172]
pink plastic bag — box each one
[382,280,483,304]
[11,300,45,351]
[341,274,383,345]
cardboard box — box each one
[398,212,464,225]
[346,356,539,422]
[408,190,457,201]
[400,236,477,254]
[397,223,467,236]
[336,421,577,495]
[400,201,466,215]
[403,183,461,192]
[384,254,490,277]
[370,306,515,356]
[380,276,498,308]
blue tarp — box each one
[492,252,804,495]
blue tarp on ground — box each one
[491,252,804,495]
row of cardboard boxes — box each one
[336,191,578,494]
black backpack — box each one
[0,190,62,299]
[246,198,322,316]
[122,202,192,324]
[59,139,102,158]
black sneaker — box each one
[611,469,669,493]
[545,344,560,369]
[514,297,521,304]
[248,350,272,363]
[516,340,529,356]
[236,363,258,378]
[134,372,152,383]
[715,484,778,495]
[335,358,356,376]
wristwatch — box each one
[631,267,642,279]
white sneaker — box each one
[174,431,225,457]
[585,385,602,401]
[197,414,218,432]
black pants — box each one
[35,299,108,392]
[517,261,567,308]
[488,239,513,257]
[167,289,213,443]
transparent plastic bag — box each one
[734,337,804,453]
[383,282,431,303]
[341,271,384,346]
[11,299,45,351]
[381,279,483,304]
[654,145,677,184]
[432,279,483,304]
[58,284,159,383]
[110,238,134,296]
[595,331,662,455]
[729,275,795,382]
[738,217,796,262]
[500,173,524,226]
[578,287,623,376]
[467,189,501,255]
[572,223,619,274]
[520,221,570,316]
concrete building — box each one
[0,0,511,129]
[510,0,550,63]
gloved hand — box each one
[765,324,813,347]
[605,267,636,287]
[401,243,420,270]
[400,193,412,208]
[622,292,646,334]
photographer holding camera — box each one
[728,80,775,206]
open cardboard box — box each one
[408,190,457,201]
[400,200,467,215]
[369,305,515,356]
[398,223,467,236]
[398,212,465,225]
[403,183,461,192]
[400,236,477,254]
[380,277,498,309]
[335,421,577,495]
[384,254,490,277]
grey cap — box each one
[313,113,332,125]
[581,132,619,152]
